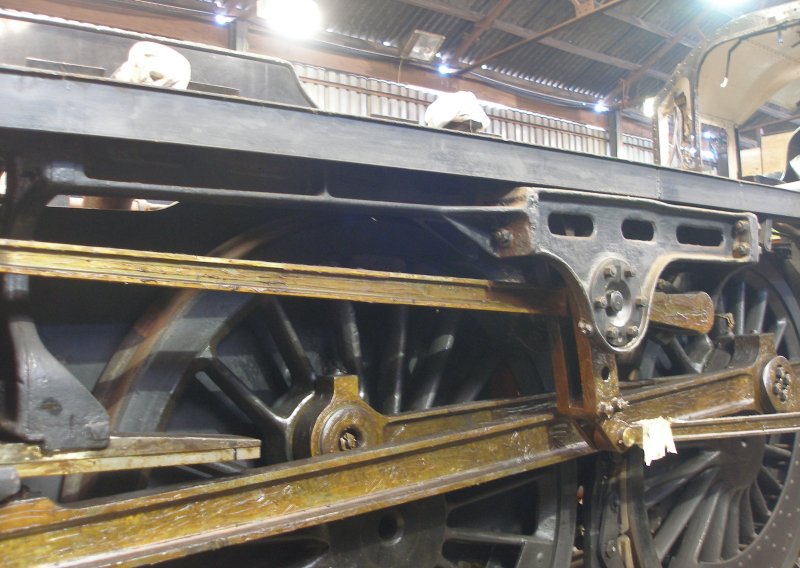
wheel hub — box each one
[714,436,766,490]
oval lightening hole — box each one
[622,219,654,241]
[548,213,593,237]
[676,225,723,246]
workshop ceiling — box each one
[67,0,787,106]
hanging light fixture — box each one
[257,0,321,39]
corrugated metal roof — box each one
[128,0,777,106]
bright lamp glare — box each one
[706,0,749,8]
[260,0,321,39]
[593,102,609,113]
[642,97,655,118]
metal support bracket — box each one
[490,187,758,351]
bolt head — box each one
[780,390,789,403]
[733,242,751,258]
[783,373,792,386]
[624,265,636,278]
[607,290,625,312]
[598,402,615,419]
[774,383,782,395]
[578,320,594,335]
[634,296,647,308]
[625,325,639,338]
[604,266,618,279]
[594,296,609,309]
[777,367,786,379]
[492,228,513,247]
[735,219,749,235]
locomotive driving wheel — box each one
[72,216,577,568]
[597,261,800,568]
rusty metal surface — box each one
[649,291,715,334]
[0,404,589,567]
[0,238,565,316]
[0,434,261,478]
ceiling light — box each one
[642,97,655,118]
[437,64,456,75]
[214,14,234,25]
[257,0,321,39]
[401,30,446,62]
[594,102,609,113]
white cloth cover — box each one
[112,41,191,90]
[639,417,677,466]
[424,91,491,131]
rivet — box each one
[735,219,749,235]
[733,242,751,258]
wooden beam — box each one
[604,9,698,48]
[605,10,705,106]
[453,0,629,75]
[393,0,669,83]
[452,0,513,61]
[539,37,670,80]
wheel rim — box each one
[80,218,577,568]
[627,263,800,568]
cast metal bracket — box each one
[489,187,758,352]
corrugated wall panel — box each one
[293,64,654,164]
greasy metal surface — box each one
[0,434,261,478]
[606,335,780,449]
[0,405,589,567]
[649,291,715,334]
[0,330,783,566]
[0,238,565,316]
[1,67,799,219]
[671,411,800,440]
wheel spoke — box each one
[772,317,788,350]
[758,466,784,497]
[764,443,793,464]
[409,310,460,410]
[732,280,746,336]
[750,482,771,521]
[446,471,546,510]
[644,451,719,508]
[446,527,547,548]
[261,298,315,389]
[721,489,742,559]
[745,287,768,334]
[449,348,498,404]
[699,488,732,561]
[652,467,718,562]
[199,355,286,431]
[672,483,722,564]
[378,305,408,415]
[664,338,703,374]
[740,485,757,544]
[334,302,367,401]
